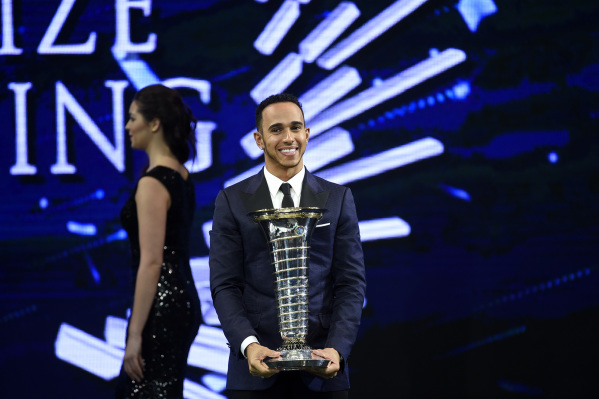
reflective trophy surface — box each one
[250,207,329,370]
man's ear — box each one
[254,131,264,150]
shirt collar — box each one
[263,166,305,199]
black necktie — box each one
[280,183,294,208]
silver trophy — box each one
[250,207,329,370]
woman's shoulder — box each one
[145,165,189,181]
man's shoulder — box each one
[307,172,348,193]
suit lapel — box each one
[300,170,329,208]
[239,169,273,213]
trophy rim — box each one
[249,207,325,222]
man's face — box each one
[254,101,310,180]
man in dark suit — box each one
[209,93,366,398]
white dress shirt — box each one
[263,166,304,208]
[240,167,306,357]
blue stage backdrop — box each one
[2,0,598,397]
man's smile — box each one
[279,147,298,155]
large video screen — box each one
[2,0,598,397]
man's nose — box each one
[283,129,294,141]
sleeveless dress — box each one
[118,165,202,398]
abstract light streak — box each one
[315,137,444,185]
[55,323,123,380]
[309,48,467,138]
[66,221,97,235]
[359,217,411,241]
[115,57,160,90]
[254,0,301,56]
[299,1,360,63]
[250,52,303,103]
[317,0,430,70]
[184,379,227,399]
[187,325,229,375]
[457,0,498,32]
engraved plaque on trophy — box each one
[250,207,329,370]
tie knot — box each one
[279,182,291,195]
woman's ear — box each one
[151,118,161,133]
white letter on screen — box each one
[38,0,97,54]
[9,82,36,175]
[1,0,23,54]
[112,0,157,60]
[51,81,128,174]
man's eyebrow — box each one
[267,122,283,130]
[267,120,304,130]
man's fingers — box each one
[248,354,281,378]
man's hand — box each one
[308,348,341,379]
[246,343,281,378]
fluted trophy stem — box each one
[250,207,329,370]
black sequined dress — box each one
[118,165,202,398]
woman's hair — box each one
[133,84,197,164]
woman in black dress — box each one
[117,84,202,398]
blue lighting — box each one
[453,81,471,99]
[1,305,37,323]
[201,373,227,393]
[439,325,526,358]
[355,80,472,131]
[450,131,569,160]
[498,380,543,395]
[439,183,472,201]
[106,229,127,242]
[66,221,97,236]
[457,0,498,32]
[548,151,558,163]
[39,197,48,209]
[86,253,101,285]
[483,268,593,310]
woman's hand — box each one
[123,335,145,382]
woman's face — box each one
[125,101,153,150]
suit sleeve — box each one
[209,189,256,358]
[326,187,367,365]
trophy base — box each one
[265,349,329,370]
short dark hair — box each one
[134,84,197,163]
[255,93,304,132]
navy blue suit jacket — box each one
[209,169,366,391]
